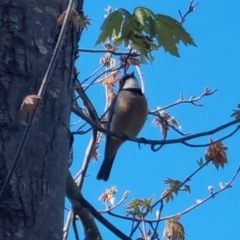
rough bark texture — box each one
[0,0,81,239]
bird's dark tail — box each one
[97,154,116,181]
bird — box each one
[97,72,148,181]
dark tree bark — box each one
[0,1,82,239]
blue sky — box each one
[67,0,240,239]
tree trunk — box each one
[0,1,81,239]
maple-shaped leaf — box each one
[125,196,154,217]
[96,7,196,64]
[230,104,240,119]
[164,216,185,240]
[133,7,155,28]
[95,9,131,45]
[164,178,182,195]
[205,138,228,169]
[154,14,196,57]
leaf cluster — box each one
[205,139,228,169]
[162,178,191,203]
[96,7,196,63]
[125,196,154,218]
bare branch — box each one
[66,170,131,240]
[63,211,73,240]
[81,64,105,84]
[108,161,209,225]
[99,191,130,214]
[83,65,122,91]
[179,0,198,24]
[72,108,240,150]
[182,125,240,147]
[160,165,240,221]
[72,215,80,240]
[74,81,99,190]
[79,48,139,56]
[150,87,217,114]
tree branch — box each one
[66,170,131,240]
[149,87,217,114]
[158,165,240,221]
[79,48,139,56]
[72,108,240,150]
[74,80,99,190]
[179,0,198,24]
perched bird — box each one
[97,72,148,181]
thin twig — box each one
[72,214,80,240]
[83,65,122,91]
[66,170,131,240]
[159,165,240,221]
[81,64,105,84]
[118,165,240,225]
[182,125,240,147]
[100,191,130,214]
[74,81,99,190]
[63,211,73,240]
[79,48,139,56]
[150,87,217,114]
[109,161,210,225]
[179,0,198,24]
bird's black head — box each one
[119,72,140,90]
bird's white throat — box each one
[122,77,141,89]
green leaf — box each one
[154,14,196,56]
[96,7,196,63]
[95,10,124,45]
[133,7,154,26]
[197,157,203,166]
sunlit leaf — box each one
[205,138,228,169]
[96,7,196,63]
[95,10,124,45]
[98,186,118,204]
[154,14,196,57]
[164,216,185,240]
[162,188,174,203]
[125,196,154,217]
